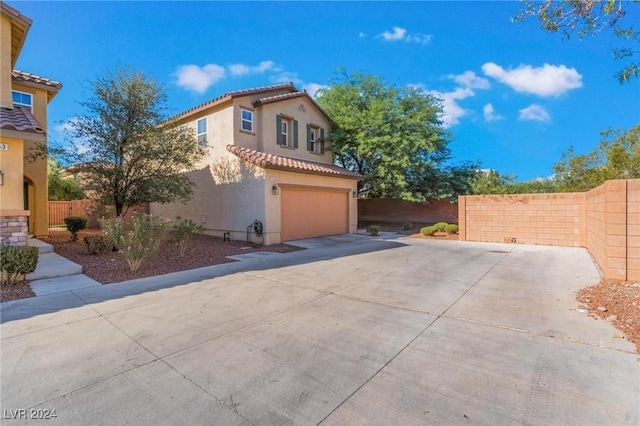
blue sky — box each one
[11,1,640,181]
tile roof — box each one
[253,91,306,106]
[227,145,363,180]
[168,82,297,122]
[12,70,62,90]
[0,106,45,133]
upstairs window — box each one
[241,108,253,132]
[307,124,324,154]
[196,118,207,149]
[12,91,32,110]
[276,114,298,148]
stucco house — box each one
[0,3,62,245]
[151,83,361,245]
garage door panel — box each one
[281,189,348,241]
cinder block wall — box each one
[458,179,640,281]
[457,193,586,247]
[358,199,458,224]
[585,180,639,280]
[627,180,640,280]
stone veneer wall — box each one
[0,212,29,246]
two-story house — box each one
[0,2,62,245]
[150,83,361,245]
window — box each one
[307,124,324,153]
[12,91,32,110]
[196,118,207,149]
[179,124,186,134]
[276,115,298,148]
[241,108,253,132]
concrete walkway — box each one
[1,236,637,425]
[26,238,101,296]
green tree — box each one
[316,70,475,201]
[47,157,85,201]
[470,169,516,195]
[513,0,639,83]
[58,67,206,216]
[553,124,640,192]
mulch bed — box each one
[46,229,302,285]
[577,279,640,353]
[360,221,460,241]
[0,282,36,303]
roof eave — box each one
[264,163,363,180]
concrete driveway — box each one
[1,235,638,425]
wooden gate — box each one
[48,201,72,229]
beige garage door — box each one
[281,188,348,241]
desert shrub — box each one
[367,225,380,236]
[444,224,459,234]
[64,216,88,242]
[99,216,125,250]
[171,216,203,257]
[84,235,108,255]
[433,222,448,232]
[0,246,39,286]
[403,222,413,231]
[421,226,437,236]
[118,214,169,271]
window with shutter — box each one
[277,115,297,148]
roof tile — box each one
[168,82,296,122]
[0,106,45,133]
[227,145,362,180]
[12,70,62,90]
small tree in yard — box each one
[56,66,207,217]
[64,216,87,242]
[171,216,203,257]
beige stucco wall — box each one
[258,98,332,164]
[13,82,50,238]
[263,169,358,245]
[0,13,13,108]
[150,158,267,244]
[0,136,25,210]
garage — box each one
[280,187,349,241]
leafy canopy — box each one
[553,124,640,192]
[316,70,476,201]
[56,67,206,216]
[48,157,85,201]
[513,0,639,83]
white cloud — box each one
[483,103,503,122]
[228,64,250,76]
[272,71,304,86]
[450,71,490,89]
[482,62,582,97]
[518,104,551,121]
[303,83,328,98]
[379,26,432,44]
[381,26,406,41]
[358,32,367,38]
[424,86,475,128]
[229,60,276,76]
[176,64,225,94]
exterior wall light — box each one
[0,170,3,186]
[272,184,279,195]
[352,190,357,198]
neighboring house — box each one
[151,83,361,245]
[0,3,62,244]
